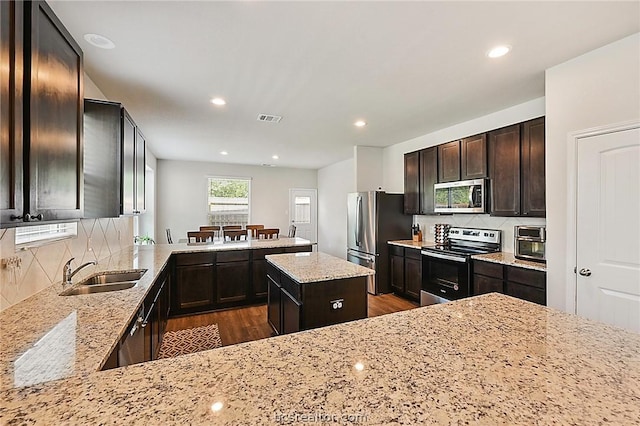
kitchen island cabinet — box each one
[266,252,373,335]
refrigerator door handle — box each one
[355,196,362,246]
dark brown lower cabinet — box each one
[172,252,216,315]
[389,244,421,302]
[473,260,546,305]
[216,251,250,304]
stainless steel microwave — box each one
[514,226,546,262]
[434,179,487,214]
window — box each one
[207,177,250,227]
[15,223,78,248]
[293,196,311,224]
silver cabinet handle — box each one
[579,268,592,277]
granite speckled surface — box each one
[1,293,639,424]
[0,238,310,392]
[388,239,429,250]
[473,252,547,272]
[265,252,375,283]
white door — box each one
[289,188,317,244]
[576,126,640,333]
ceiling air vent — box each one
[257,114,282,123]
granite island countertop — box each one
[266,251,375,283]
[0,237,311,392]
[1,293,639,424]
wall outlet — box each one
[330,299,344,310]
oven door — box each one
[421,250,470,304]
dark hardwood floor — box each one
[166,293,419,347]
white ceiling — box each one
[49,1,639,169]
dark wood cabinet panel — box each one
[473,274,504,295]
[252,259,268,298]
[521,117,546,217]
[281,289,301,335]
[390,254,404,293]
[26,1,83,222]
[267,275,281,334]
[461,134,487,179]
[389,245,421,302]
[506,282,546,305]
[473,261,503,279]
[438,141,461,183]
[506,266,546,289]
[404,151,420,214]
[489,124,521,216]
[174,264,215,311]
[121,111,136,215]
[0,1,24,226]
[404,256,422,299]
[473,260,546,305]
[134,127,146,214]
[216,261,250,303]
[419,147,438,214]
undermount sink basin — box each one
[59,269,147,296]
[79,269,147,285]
[60,281,137,296]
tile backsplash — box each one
[0,217,133,312]
[414,214,546,253]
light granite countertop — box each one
[266,252,375,283]
[1,293,639,424]
[388,239,430,250]
[0,238,311,393]
[472,251,547,272]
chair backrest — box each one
[257,228,279,239]
[245,224,264,238]
[166,228,173,244]
[187,231,214,243]
[199,225,220,237]
[224,229,247,241]
[288,224,296,238]
[222,225,242,231]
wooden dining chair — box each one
[245,224,264,238]
[187,231,214,243]
[257,228,279,239]
[199,225,220,238]
[165,228,173,244]
[222,225,242,231]
[224,229,247,241]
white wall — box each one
[84,74,107,100]
[545,33,640,312]
[317,158,355,258]
[156,160,317,243]
[354,146,383,192]
[382,98,546,193]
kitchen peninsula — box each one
[1,293,639,424]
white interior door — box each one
[576,126,640,332]
[289,188,317,244]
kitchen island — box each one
[265,252,374,335]
[1,293,639,424]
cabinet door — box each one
[26,1,83,222]
[0,1,24,226]
[252,259,268,298]
[134,128,146,214]
[521,117,546,217]
[121,111,136,215]
[461,134,487,180]
[281,289,301,334]
[390,254,405,293]
[489,124,521,216]
[473,274,504,295]
[216,261,250,303]
[419,147,438,214]
[267,276,281,334]
[174,264,215,312]
[506,282,546,305]
[404,256,422,300]
[403,151,420,214]
[438,141,461,183]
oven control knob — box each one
[490,233,495,237]
[454,285,459,291]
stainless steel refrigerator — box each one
[347,191,413,294]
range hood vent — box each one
[257,114,282,123]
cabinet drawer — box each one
[389,245,404,257]
[506,282,546,305]
[285,245,312,253]
[473,274,503,295]
[405,248,421,260]
[217,250,250,263]
[174,252,214,266]
[507,266,545,289]
[473,260,503,279]
[281,274,301,301]
[253,248,284,260]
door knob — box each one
[579,268,592,277]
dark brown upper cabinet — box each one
[438,141,461,182]
[404,147,438,215]
[461,133,487,180]
[2,1,83,227]
[84,100,145,217]
[488,117,545,217]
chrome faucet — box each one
[62,257,97,286]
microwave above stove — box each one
[434,179,487,214]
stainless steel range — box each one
[420,227,501,306]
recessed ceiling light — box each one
[220,151,228,155]
[210,98,226,106]
[83,33,115,49]
[272,155,279,160]
[487,45,511,58]
[354,120,367,127]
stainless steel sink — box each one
[79,269,147,285]
[59,269,147,296]
[60,281,137,296]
